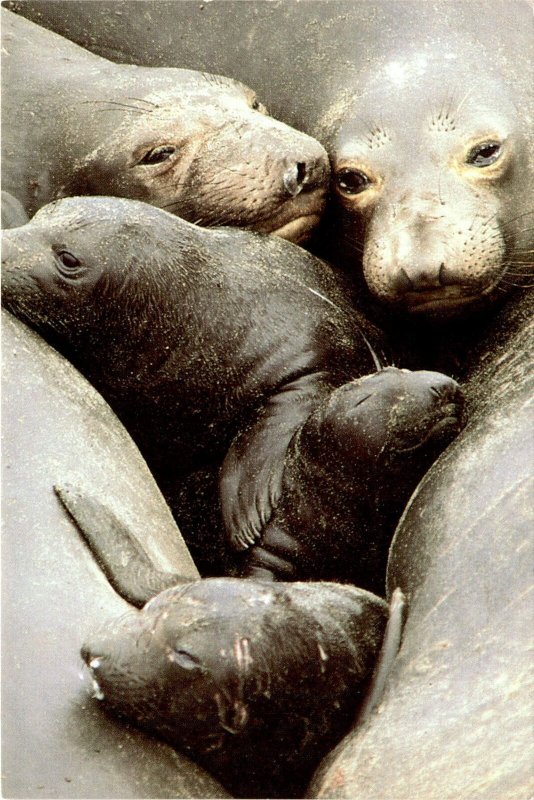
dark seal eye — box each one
[466,141,502,167]
[335,168,371,195]
[169,649,201,671]
[56,250,83,276]
[139,145,177,166]
[250,96,267,114]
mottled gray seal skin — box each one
[309,294,534,799]
[10,1,532,318]
[1,311,230,799]
[1,196,462,588]
[81,577,388,798]
[1,7,329,243]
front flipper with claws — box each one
[220,372,331,551]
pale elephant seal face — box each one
[73,77,330,244]
[325,51,532,319]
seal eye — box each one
[56,250,83,276]
[139,145,177,166]
[168,649,201,671]
[335,168,371,195]
[466,141,502,167]
[250,96,267,114]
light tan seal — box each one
[1,8,329,242]
[320,34,533,319]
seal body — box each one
[1,8,329,242]
[2,196,462,586]
[244,367,462,591]
[309,292,534,799]
[16,1,531,321]
[81,577,388,798]
[1,196,381,566]
[1,311,230,799]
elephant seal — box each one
[321,30,533,322]
[1,8,329,243]
[80,577,389,798]
[309,294,534,798]
[17,1,531,321]
[1,310,230,799]
[2,196,462,588]
[179,367,463,592]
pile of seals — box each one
[2,2,532,799]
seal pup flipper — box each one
[242,368,464,588]
[220,371,330,551]
[54,483,185,607]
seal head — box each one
[1,196,379,561]
[81,578,388,798]
[322,45,533,319]
[2,9,329,243]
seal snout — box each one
[394,261,446,293]
[80,646,106,701]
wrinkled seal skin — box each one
[10,1,532,320]
[81,577,388,798]
[1,8,329,243]
[1,196,462,589]
[309,294,534,799]
[1,311,231,799]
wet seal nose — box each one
[283,162,308,197]
[395,262,446,292]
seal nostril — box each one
[396,267,414,292]
[282,162,307,197]
[438,262,446,285]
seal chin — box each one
[256,188,327,242]
[272,213,323,243]
[399,287,483,318]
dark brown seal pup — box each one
[1,8,329,242]
[1,311,230,799]
[179,367,463,592]
[2,196,463,589]
[80,577,389,798]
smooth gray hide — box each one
[1,311,231,799]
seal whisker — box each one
[125,96,161,109]
[80,100,153,114]
[340,231,364,255]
